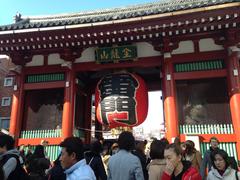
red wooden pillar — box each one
[227,46,240,160]
[9,75,20,136]
[9,69,24,140]
[162,52,179,142]
[9,91,19,136]
[62,69,75,139]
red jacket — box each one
[161,166,202,180]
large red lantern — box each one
[95,72,148,128]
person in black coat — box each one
[26,145,50,180]
[84,140,107,180]
[48,154,66,180]
[132,140,149,180]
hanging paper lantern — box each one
[95,72,148,128]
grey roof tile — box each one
[0,0,239,31]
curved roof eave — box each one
[0,0,239,32]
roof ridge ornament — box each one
[14,12,22,23]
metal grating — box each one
[200,142,238,161]
[179,124,234,134]
[20,129,62,138]
[26,73,65,83]
[175,60,224,72]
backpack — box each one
[0,153,30,180]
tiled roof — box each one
[0,0,239,31]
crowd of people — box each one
[0,132,239,180]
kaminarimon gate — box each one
[0,0,240,161]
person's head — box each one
[90,140,103,154]
[164,143,183,170]
[0,134,15,154]
[27,148,33,154]
[211,149,230,171]
[184,140,196,155]
[118,131,135,151]
[160,138,169,145]
[135,140,147,153]
[33,145,45,158]
[111,143,119,155]
[150,139,168,160]
[210,137,219,150]
[173,137,181,145]
[59,137,84,169]
[96,136,104,145]
[180,142,186,151]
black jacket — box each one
[85,151,107,180]
[132,149,149,180]
[48,160,66,180]
[26,155,50,180]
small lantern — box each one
[95,72,148,128]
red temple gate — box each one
[0,0,239,161]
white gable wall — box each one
[172,41,194,55]
[199,38,224,52]
[75,47,96,63]
[26,55,44,67]
[48,54,65,65]
[135,42,161,57]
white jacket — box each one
[207,166,240,180]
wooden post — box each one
[227,46,240,160]
[9,69,24,141]
[62,69,75,139]
[162,52,179,142]
[9,88,19,136]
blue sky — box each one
[0,0,158,25]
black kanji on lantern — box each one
[98,73,139,125]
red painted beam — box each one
[18,137,62,146]
[24,65,65,74]
[174,69,227,80]
[23,56,161,74]
[24,81,65,90]
[180,134,236,143]
[74,56,162,72]
[171,50,227,63]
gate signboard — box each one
[95,45,137,63]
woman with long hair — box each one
[182,140,202,171]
